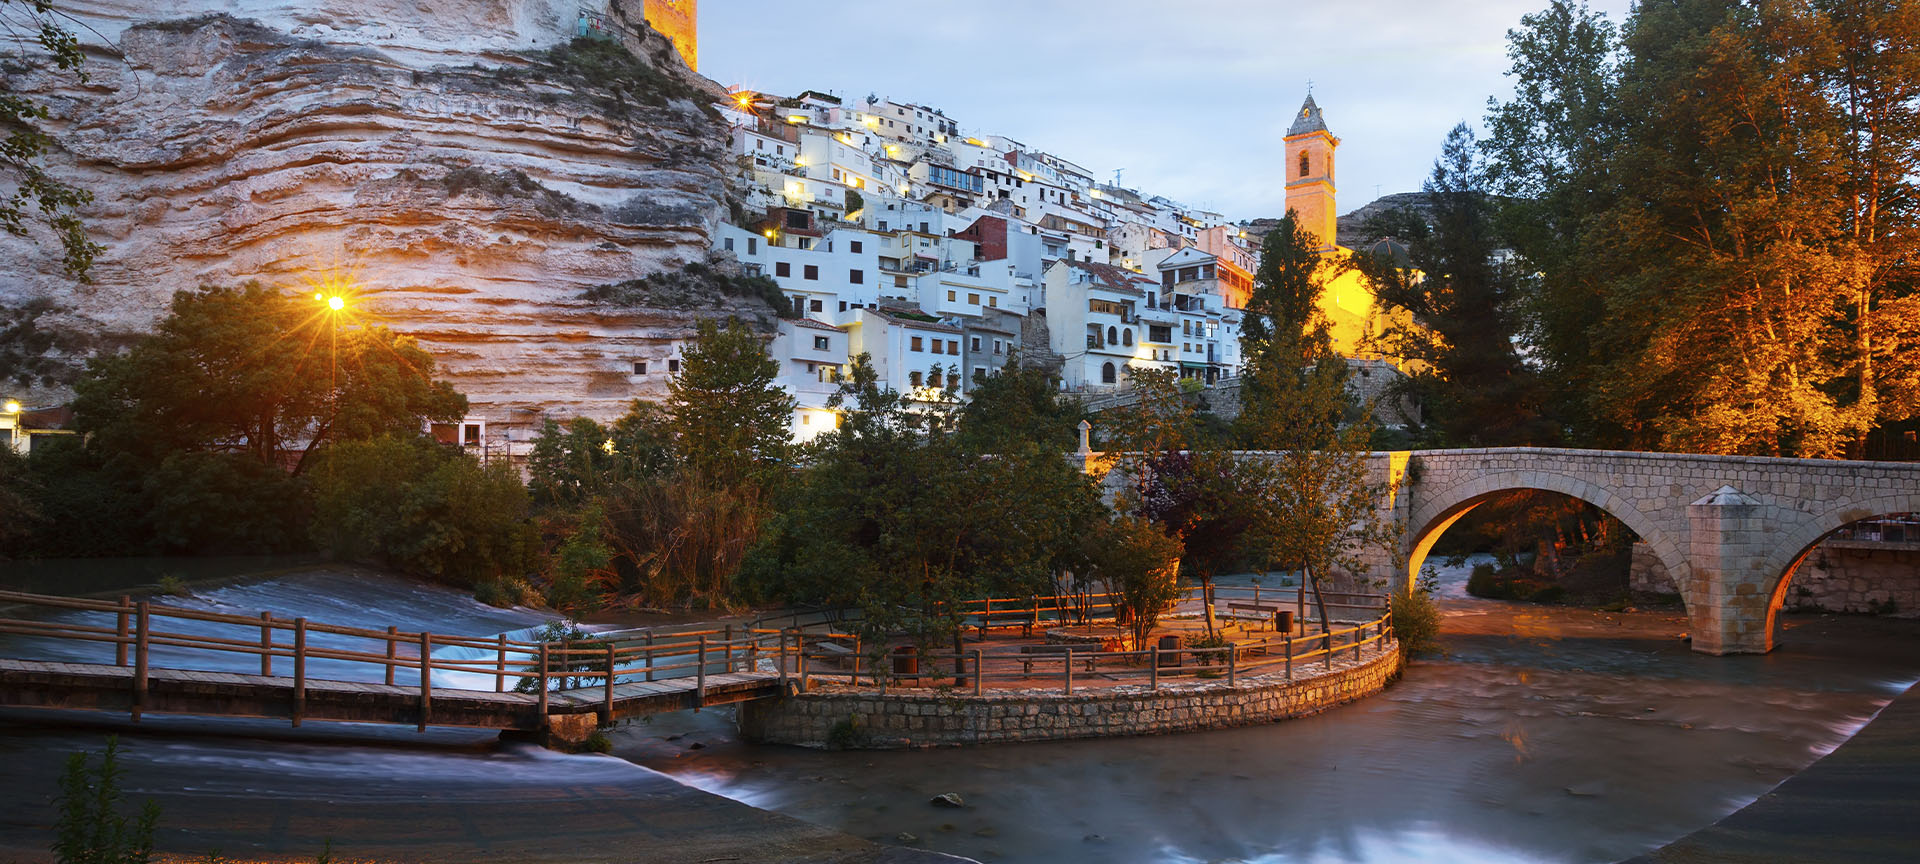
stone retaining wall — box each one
[1631,539,1920,618]
[1782,543,1920,618]
[737,643,1402,749]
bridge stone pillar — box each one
[1687,485,1776,654]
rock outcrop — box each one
[0,1,765,442]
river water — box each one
[1,559,1915,863]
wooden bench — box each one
[812,640,855,670]
[1226,601,1287,629]
[1018,644,1100,674]
[972,608,1039,640]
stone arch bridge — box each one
[1088,443,1920,656]
[1353,448,1920,655]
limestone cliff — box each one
[0,0,766,441]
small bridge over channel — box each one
[0,591,796,740]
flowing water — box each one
[0,559,1915,863]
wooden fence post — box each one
[1064,648,1073,695]
[385,626,398,687]
[1325,632,1333,671]
[131,601,149,723]
[259,612,273,676]
[1355,623,1365,661]
[418,631,433,733]
[1284,634,1293,680]
[1227,644,1236,687]
[115,596,130,667]
[645,631,655,683]
[1150,647,1159,690]
[800,645,811,694]
[603,642,616,724]
[292,617,307,727]
[495,634,508,693]
[695,635,707,712]
[973,649,984,697]
[537,642,549,716]
[778,631,789,689]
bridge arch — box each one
[1405,469,1692,609]
[1758,491,1920,640]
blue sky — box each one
[699,0,1636,222]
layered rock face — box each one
[1,0,764,442]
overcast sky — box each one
[700,0,1636,222]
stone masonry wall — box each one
[737,644,1402,749]
[1632,538,1919,618]
[1630,541,1677,595]
[1782,543,1920,618]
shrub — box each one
[473,575,537,608]
[310,437,538,587]
[53,737,157,864]
[1183,632,1230,666]
[1390,575,1443,658]
[1527,585,1568,604]
[826,714,862,750]
[1464,562,1501,598]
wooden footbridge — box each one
[0,584,1391,739]
[0,591,803,737]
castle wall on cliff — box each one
[0,1,765,452]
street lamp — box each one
[2,400,19,415]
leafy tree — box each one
[72,284,466,472]
[954,357,1083,453]
[744,354,1103,663]
[1356,124,1555,447]
[1237,212,1397,629]
[667,316,793,484]
[1487,0,1920,456]
[526,406,673,508]
[1483,1,1621,443]
[0,444,43,555]
[1088,516,1184,651]
[140,451,307,553]
[1,0,100,278]
[308,437,537,586]
[1102,368,1250,636]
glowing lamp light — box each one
[2,400,19,414]
[764,229,777,239]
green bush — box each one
[826,714,862,750]
[53,737,157,864]
[310,437,537,586]
[1527,584,1568,604]
[1464,562,1504,598]
[1390,576,1443,658]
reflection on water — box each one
[630,557,1920,864]
[0,558,1914,864]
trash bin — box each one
[891,645,919,676]
[1275,609,1295,634]
[1157,634,1182,667]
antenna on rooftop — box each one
[1113,168,1125,187]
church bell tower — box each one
[1284,94,1338,251]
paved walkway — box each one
[1623,680,1920,863]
